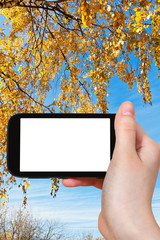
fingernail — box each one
[121,102,135,116]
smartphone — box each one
[7,113,115,178]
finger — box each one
[62,178,104,189]
[115,102,151,152]
[114,101,136,154]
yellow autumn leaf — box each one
[0,0,158,205]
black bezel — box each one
[7,113,116,178]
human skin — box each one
[62,101,160,240]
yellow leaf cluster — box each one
[0,0,159,204]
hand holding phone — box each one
[63,102,160,239]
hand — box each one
[62,101,160,240]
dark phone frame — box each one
[7,113,115,178]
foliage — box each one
[77,232,104,240]
[0,206,103,239]
[0,0,159,204]
[0,206,67,240]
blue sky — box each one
[0,10,160,239]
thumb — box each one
[114,101,136,154]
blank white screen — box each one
[20,118,110,172]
